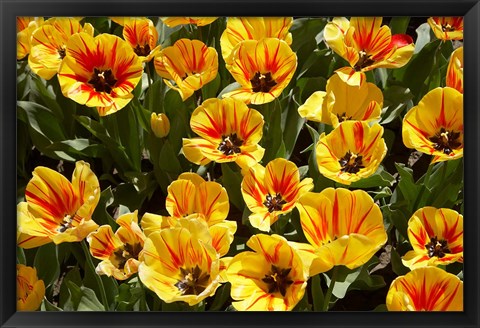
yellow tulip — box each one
[316,121,387,185]
[402,87,463,163]
[160,17,218,27]
[427,17,463,41]
[182,98,265,169]
[295,188,387,275]
[17,17,44,60]
[17,265,45,311]
[241,158,313,232]
[298,73,383,127]
[402,207,463,270]
[226,234,312,311]
[18,161,100,246]
[154,38,218,101]
[150,112,170,138]
[87,211,146,280]
[123,17,161,62]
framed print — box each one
[1,0,479,327]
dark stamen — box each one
[441,24,456,32]
[429,127,462,155]
[354,50,375,71]
[58,47,66,59]
[218,133,243,155]
[339,151,365,174]
[88,68,118,94]
[174,265,211,295]
[111,243,142,270]
[134,44,151,57]
[336,112,353,123]
[425,236,450,258]
[57,214,75,233]
[263,193,287,213]
[250,72,277,93]
[262,265,294,297]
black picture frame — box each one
[1,0,479,327]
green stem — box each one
[145,62,152,90]
[322,266,338,311]
[412,163,434,211]
[138,278,148,311]
[311,274,324,311]
[81,240,109,311]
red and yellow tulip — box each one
[295,188,387,275]
[87,211,146,280]
[17,161,100,246]
[446,46,463,94]
[183,98,265,169]
[241,158,313,232]
[226,234,311,311]
[57,32,143,116]
[428,17,463,41]
[402,87,463,163]
[223,38,297,104]
[17,264,45,311]
[386,266,463,311]
[316,121,387,185]
[161,17,218,27]
[28,17,93,80]
[220,17,293,62]
[154,38,218,101]
[324,17,414,86]
[402,207,463,270]
[138,218,224,306]
[122,17,161,62]
[298,73,383,127]
[17,17,44,60]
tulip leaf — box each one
[346,166,396,189]
[311,274,324,311]
[158,140,183,174]
[381,205,409,240]
[63,281,105,311]
[390,247,410,276]
[283,88,306,159]
[33,243,60,289]
[42,298,63,311]
[393,163,422,211]
[389,17,410,35]
[202,74,221,99]
[92,186,118,228]
[208,283,231,311]
[220,163,244,212]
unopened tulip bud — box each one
[151,112,170,138]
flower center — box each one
[263,193,287,213]
[57,214,76,233]
[250,72,277,93]
[425,236,451,258]
[134,44,151,57]
[58,46,66,59]
[442,23,456,32]
[174,265,211,295]
[339,151,365,174]
[218,133,243,155]
[111,243,142,270]
[429,128,462,155]
[262,265,294,297]
[88,68,117,94]
[354,50,375,71]
[336,112,353,123]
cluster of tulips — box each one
[16,16,463,312]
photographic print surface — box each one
[16,16,464,312]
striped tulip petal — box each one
[17,265,45,311]
[428,17,463,41]
[123,17,160,62]
[386,266,463,311]
[446,46,463,94]
[17,17,44,60]
[160,17,218,27]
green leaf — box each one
[311,274,324,311]
[63,281,105,311]
[389,17,410,34]
[33,243,60,288]
[381,205,409,240]
[42,298,63,311]
[261,103,283,163]
[221,163,244,211]
[202,73,221,99]
[283,89,306,159]
[347,166,396,189]
[92,186,117,228]
[390,247,410,276]
[394,163,422,211]
[158,140,183,174]
[17,246,26,265]
[208,283,231,311]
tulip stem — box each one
[81,240,109,311]
[322,266,338,311]
[145,62,152,89]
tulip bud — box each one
[151,112,170,138]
